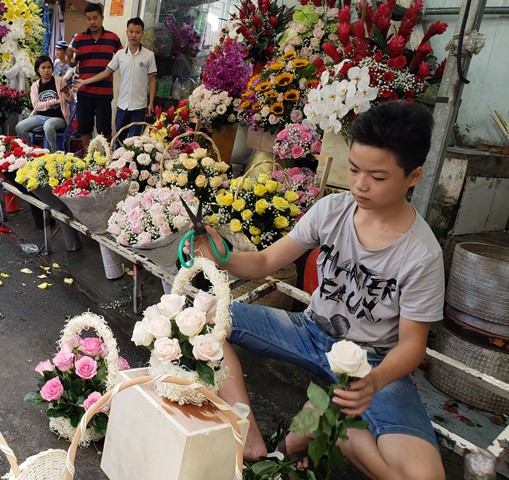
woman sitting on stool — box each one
[16,55,74,152]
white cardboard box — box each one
[101,368,249,480]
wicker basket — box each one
[446,242,509,326]
[426,325,509,414]
[49,312,120,446]
[0,375,244,480]
[149,257,232,405]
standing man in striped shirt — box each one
[66,3,122,151]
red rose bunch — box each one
[0,135,47,173]
[53,167,132,197]
[152,100,194,148]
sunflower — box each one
[270,102,285,115]
[242,90,255,99]
[269,61,284,71]
[292,59,310,69]
[275,72,293,87]
[252,102,262,111]
[264,90,278,99]
[240,100,252,109]
[281,51,297,61]
[255,81,273,92]
[247,74,260,88]
[283,90,300,101]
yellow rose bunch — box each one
[165,145,231,215]
[15,153,89,191]
[213,170,305,251]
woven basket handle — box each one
[86,135,111,162]
[59,312,120,391]
[234,158,292,200]
[172,257,231,344]
[66,374,244,480]
[109,121,165,154]
[0,432,21,477]
[160,130,222,185]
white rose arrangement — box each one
[132,289,223,385]
[290,340,372,480]
[110,135,169,194]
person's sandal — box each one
[277,438,309,461]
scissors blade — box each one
[179,196,206,234]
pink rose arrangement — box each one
[132,290,221,385]
[25,335,130,435]
[273,123,322,167]
[107,187,199,248]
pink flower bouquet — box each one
[25,312,130,445]
[273,123,322,168]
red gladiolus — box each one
[356,3,374,34]
[249,37,256,46]
[410,43,432,71]
[338,5,351,24]
[434,58,446,79]
[388,35,406,57]
[420,21,448,45]
[154,106,162,117]
[343,44,354,57]
[398,0,424,41]
[181,108,189,122]
[266,45,274,55]
[337,23,351,47]
[252,16,262,29]
[269,16,278,28]
[313,57,325,70]
[299,0,310,5]
[311,0,322,6]
[415,61,431,80]
[177,99,188,108]
[322,42,341,62]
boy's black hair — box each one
[350,102,434,176]
[127,17,144,30]
[34,55,53,77]
[84,3,103,16]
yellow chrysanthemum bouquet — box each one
[211,170,302,251]
[14,153,92,191]
[239,50,319,133]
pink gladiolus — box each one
[75,356,98,379]
[40,377,64,402]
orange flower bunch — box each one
[239,51,318,133]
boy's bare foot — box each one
[277,433,310,469]
[243,423,268,462]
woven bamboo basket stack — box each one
[426,242,509,414]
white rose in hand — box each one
[192,334,223,363]
[144,305,172,339]
[132,321,154,347]
[175,307,206,337]
[157,294,186,319]
[153,338,182,365]
[326,340,372,378]
[193,290,217,322]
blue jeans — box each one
[115,108,146,148]
[230,302,440,452]
[16,115,66,152]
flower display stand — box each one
[211,124,238,164]
[318,131,350,189]
[100,368,249,480]
[245,128,277,153]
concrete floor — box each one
[0,199,505,479]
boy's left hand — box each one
[332,372,377,416]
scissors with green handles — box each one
[178,196,230,268]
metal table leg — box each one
[133,263,143,313]
[42,208,51,255]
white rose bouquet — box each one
[107,187,198,249]
[290,340,372,480]
[132,275,229,405]
[110,135,168,194]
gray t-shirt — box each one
[289,192,445,352]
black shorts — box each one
[76,94,112,136]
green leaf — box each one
[196,361,215,386]
[290,408,320,437]
[46,408,67,418]
[319,408,337,436]
[72,378,84,396]
[372,25,388,53]
[306,470,317,479]
[342,416,369,430]
[250,460,277,475]
[43,370,57,382]
[24,391,44,404]
[307,382,330,413]
[69,412,81,428]
[308,435,326,468]
[330,445,344,469]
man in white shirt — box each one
[74,17,157,144]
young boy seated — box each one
[190,101,446,480]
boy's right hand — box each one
[73,78,86,90]
[182,225,227,264]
